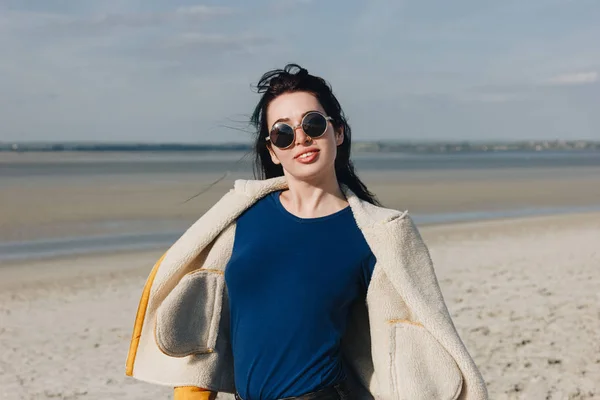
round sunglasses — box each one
[266,111,333,149]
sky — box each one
[0,0,599,143]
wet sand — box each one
[3,166,600,242]
[1,212,598,399]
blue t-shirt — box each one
[224,191,376,400]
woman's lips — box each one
[295,150,319,164]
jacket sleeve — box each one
[174,386,218,400]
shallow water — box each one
[2,151,600,261]
[3,204,600,262]
[3,151,600,179]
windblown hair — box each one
[249,63,380,206]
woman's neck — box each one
[279,172,349,219]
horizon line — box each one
[2,139,599,145]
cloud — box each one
[270,0,315,12]
[456,92,518,103]
[115,31,277,78]
[74,6,235,29]
[1,6,236,35]
[175,6,235,17]
[465,68,600,102]
[0,11,69,31]
[165,32,274,53]
[546,71,598,86]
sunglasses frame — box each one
[265,111,333,149]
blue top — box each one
[224,190,377,400]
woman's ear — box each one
[267,144,281,165]
[335,126,344,146]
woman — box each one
[125,64,488,400]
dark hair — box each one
[249,63,380,206]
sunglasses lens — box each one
[302,112,328,138]
[270,123,294,148]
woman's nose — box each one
[294,124,310,145]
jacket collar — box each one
[154,176,406,296]
[233,176,404,230]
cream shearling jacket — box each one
[125,176,488,400]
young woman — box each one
[125,64,488,400]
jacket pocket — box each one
[155,269,225,357]
[389,320,463,400]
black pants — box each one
[234,379,352,400]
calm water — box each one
[3,151,600,179]
[2,151,600,262]
[3,204,600,262]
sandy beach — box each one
[2,153,600,399]
[1,211,598,399]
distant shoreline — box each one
[1,140,599,154]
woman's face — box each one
[266,91,343,182]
